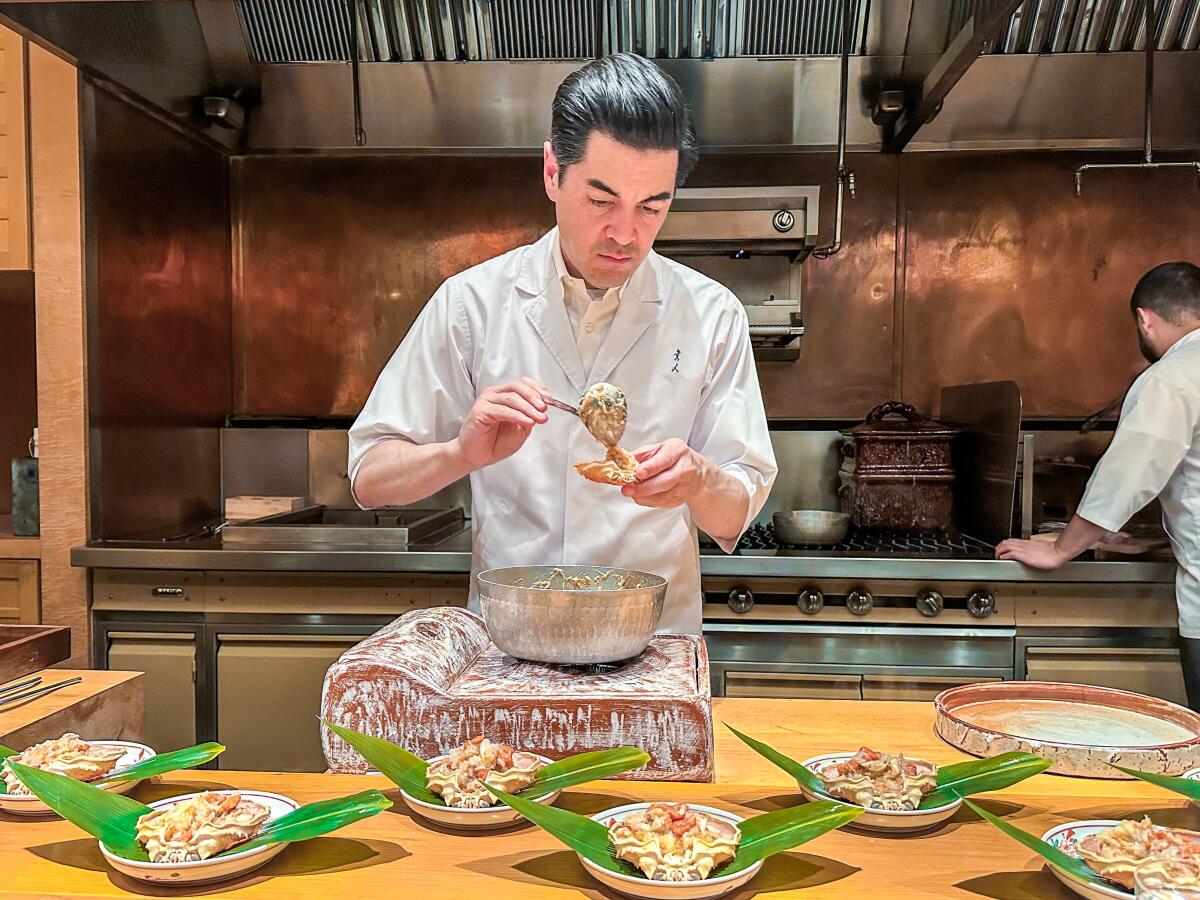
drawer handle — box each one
[152,587,185,598]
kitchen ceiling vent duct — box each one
[951,0,1200,54]
[236,0,872,62]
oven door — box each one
[705,622,1015,700]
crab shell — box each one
[136,792,271,863]
[425,750,544,809]
[817,750,938,811]
[1,734,128,796]
[578,382,628,448]
[1077,819,1200,890]
[609,808,741,882]
[574,445,638,485]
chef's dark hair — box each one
[551,53,698,188]
[1131,262,1200,324]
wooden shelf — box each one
[0,514,38,559]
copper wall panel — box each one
[87,85,231,537]
[232,149,1200,423]
[232,156,551,416]
[0,272,36,512]
[233,151,896,420]
[899,152,1200,417]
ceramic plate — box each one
[399,754,560,830]
[98,789,299,886]
[935,682,1200,778]
[797,753,961,833]
[0,741,156,817]
[1041,820,1130,900]
[580,803,762,900]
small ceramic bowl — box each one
[98,789,299,886]
[1041,819,1129,900]
[797,753,962,834]
[0,741,156,817]
[579,802,761,900]
[398,754,560,830]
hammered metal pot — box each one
[477,566,666,665]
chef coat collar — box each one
[517,228,661,305]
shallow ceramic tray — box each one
[0,741,155,816]
[797,753,961,833]
[1041,819,1130,900]
[935,682,1200,778]
[98,789,299,886]
[581,802,761,900]
[398,754,560,830]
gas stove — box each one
[731,522,994,558]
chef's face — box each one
[544,131,678,289]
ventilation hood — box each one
[0,0,1198,154]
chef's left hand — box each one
[621,439,705,507]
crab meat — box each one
[1077,818,1200,890]
[578,382,628,448]
[136,791,271,863]
[608,802,740,882]
[425,735,545,808]
[1,733,127,796]
[817,747,938,811]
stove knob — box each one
[916,590,944,617]
[967,590,997,619]
[728,588,754,614]
[797,589,824,615]
[846,589,874,616]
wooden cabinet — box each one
[106,631,197,751]
[1024,646,1187,707]
[0,559,37,623]
[215,633,363,772]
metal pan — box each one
[773,510,851,546]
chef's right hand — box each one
[452,377,549,470]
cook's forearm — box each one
[1054,513,1109,562]
[688,459,750,542]
[352,439,472,509]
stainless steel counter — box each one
[70,531,1176,583]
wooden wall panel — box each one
[29,45,88,664]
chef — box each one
[347,53,777,634]
[996,262,1200,707]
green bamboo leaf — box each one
[0,745,13,795]
[487,785,635,875]
[322,719,443,805]
[1109,764,1200,801]
[724,723,825,794]
[719,800,862,875]
[524,747,649,797]
[963,798,1109,888]
[920,752,1052,809]
[98,743,226,786]
[7,761,150,861]
[223,789,392,856]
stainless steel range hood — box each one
[1,0,1199,153]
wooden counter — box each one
[0,669,143,749]
[0,699,1184,898]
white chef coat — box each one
[1077,327,1200,637]
[554,234,623,372]
[348,227,777,634]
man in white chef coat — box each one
[347,53,777,635]
[997,262,1200,707]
